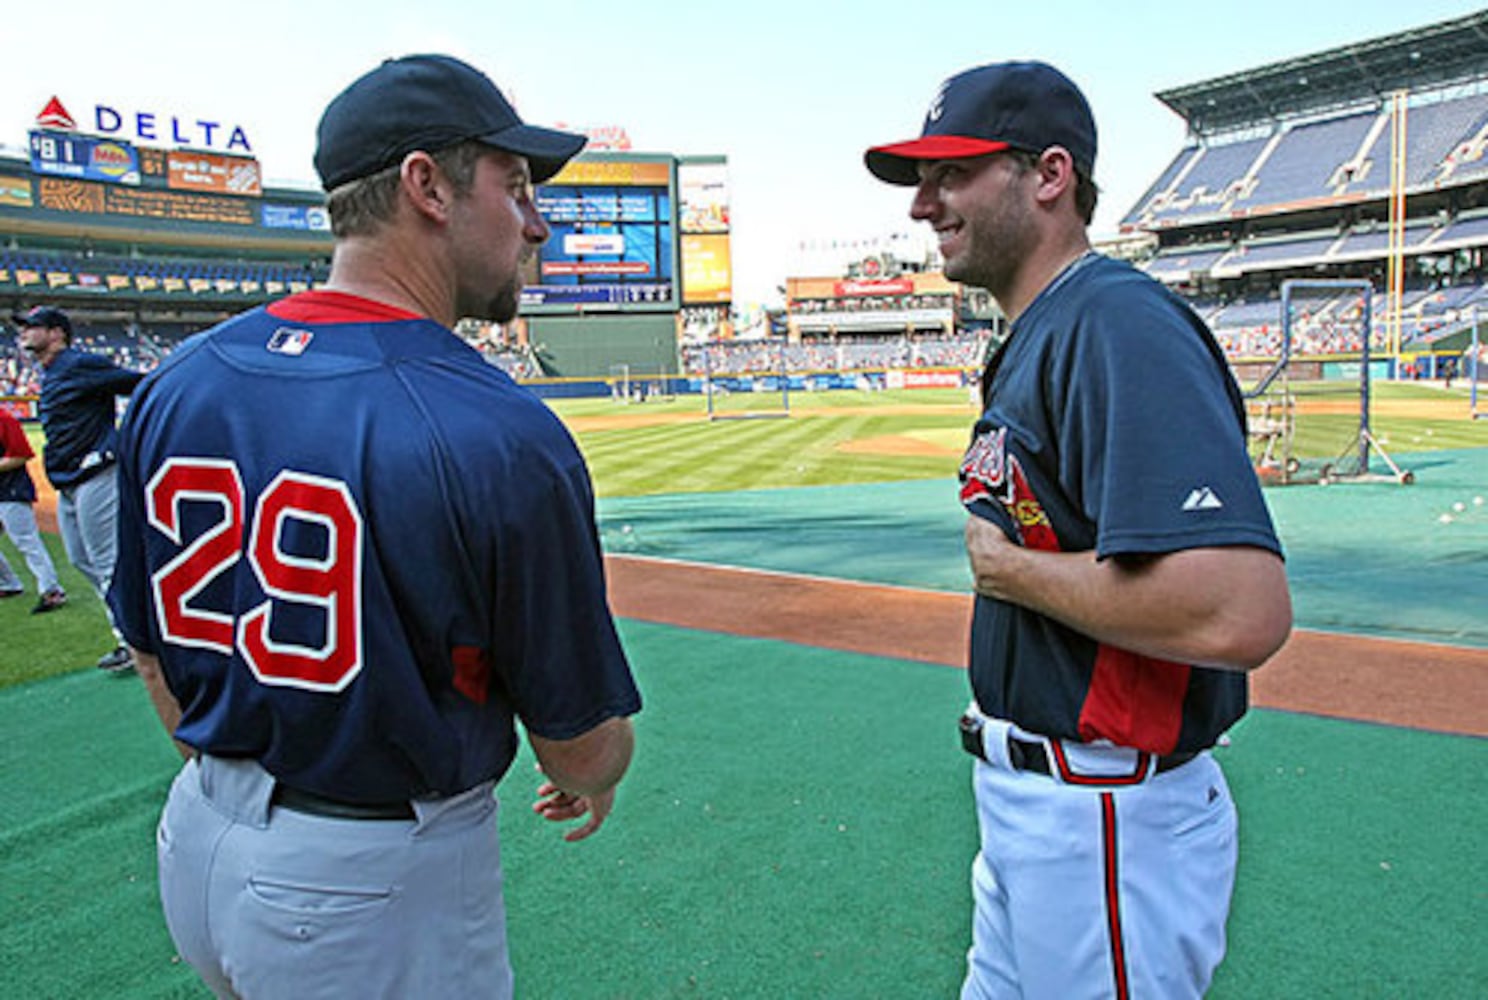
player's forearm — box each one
[131,647,193,761]
[528,716,634,798]
[0,457,25,472]
[977,544,1292,671]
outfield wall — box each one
[528,314,679,378]
[522,367,978,401]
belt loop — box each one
[1040,736,1061,784]
[196,754,276,829]
[961,707,1016,770]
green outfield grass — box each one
[4,381,1485,691]
[0,532,121,687]
[554,383,1488,497]
[1257,380,1487,464]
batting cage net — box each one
[1237,279,1411,486]
[607,364,675,405]
[697,338,791,421]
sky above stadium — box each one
[4,0,1483,306]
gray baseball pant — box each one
[0,499,62,595]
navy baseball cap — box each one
[314,54,587,190]
[11,306,71,335]
[865,61,1096,186]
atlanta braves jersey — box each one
[108,291,641,803]
[959,254,1282,753]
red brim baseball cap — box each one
[865,61,1097,187]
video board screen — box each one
[678,159,732,304]
[680,233,732,304]
[521,157,676,311]
[29,129,140,186]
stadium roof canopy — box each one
[1156,10,1488,135]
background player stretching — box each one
[865,62,1292,998]
[108,54,641,998]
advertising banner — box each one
[29,130,140,185]
[167,151,262,196]
[681,233,732,304]
[679,161,730,234]
[562,233,627,256]
[895,369,967,389]
[38,177,258,226]
[0,175,34,207]
[835,278,915,297]
[261,203,331,231]
[548,160,671,187]
[0,398,38,420]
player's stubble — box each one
[942,161,1038,304]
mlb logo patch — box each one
[266,327,314,356]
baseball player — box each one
[865,63,1292,998]
[106,55,641,998]
[0,404,66,612]
[15,305,144,669]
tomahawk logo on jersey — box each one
[959,423,1059,552]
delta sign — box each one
[33,96,254,154]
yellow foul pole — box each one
[1387,90,1408,360]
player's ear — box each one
[400,151,452,223]
[1032,147,1077,210]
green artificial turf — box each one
[2,622,1482,998]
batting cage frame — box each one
[606,363,676,405]
[1242,278,1412,486]
[1471,314,1486,421]
[700,338,792,422]
[608,364,631,403]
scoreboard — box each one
[521,155,677,312]
[29,130,141,185]
[8,130,324,242]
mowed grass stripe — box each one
[587,418,822,494]
[578,413,967,496]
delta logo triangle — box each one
[36,97,76,130]
[1182,486,1225,512]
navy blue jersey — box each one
[108,291,641,802]
[959,255,1281,753]
[38,347,144,488]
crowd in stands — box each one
[3,316,551,392]
[0,318,223,393]
[1192,273,1488,360]
[1,351,37,395]
[678,331,990,376]
[457,319,547,380]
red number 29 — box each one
[147,459,365,692]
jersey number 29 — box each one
[146,458,365,692]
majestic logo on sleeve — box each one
[1181,486,1224,511]
[960,426,1061,551]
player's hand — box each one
[965,515,1021,599]
[532,780,616,842]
